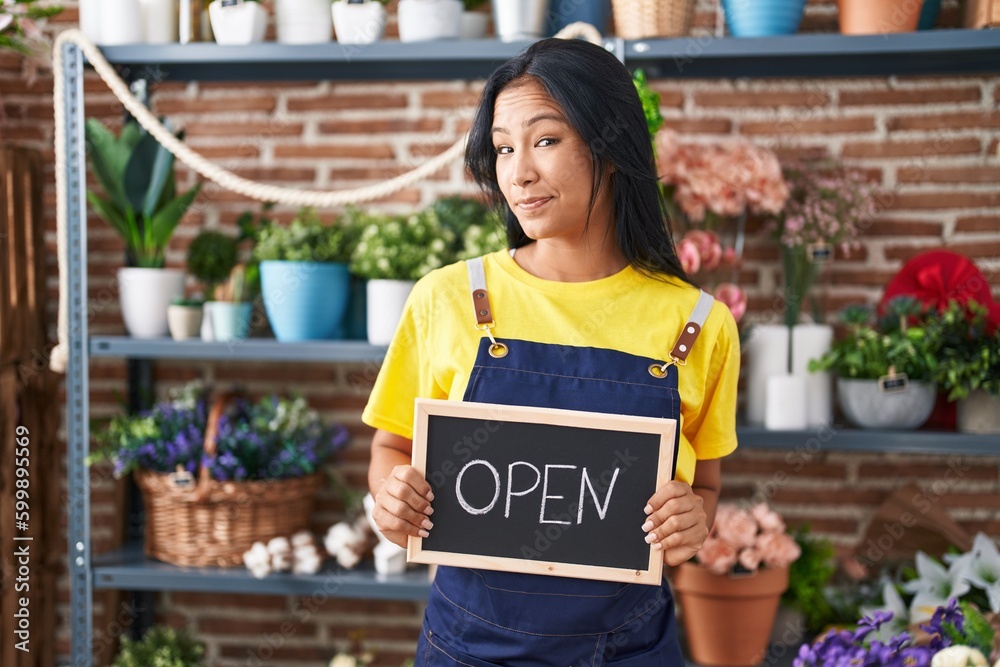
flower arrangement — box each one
[253,207,359,264]
[697,502,802,575]
[0,0,62,56]
[676,229,747,321]
[111,624,205,667]
[91,382,349,482]
[350,209,456,281]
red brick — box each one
[329,165,448,182]
[184,121,305,138]
[938,492,1000,510]
[154,96,277,114]
[693,90,830,108]
[955,216,1000,233]
[319,118,444,134]
[660,118,733,134]
[722,458,847,479]
[647,86,685,109]
[741,117,875,135]
[229,167,317,182]
[741,242,781,262]
[886,191,1000,210]
[830,269,902,286]
[897,166,1000,184]
[863,219,944,237]
[884,244,949,262]
[888,112,1000,132]
[946,240,1000,259]
[857,463,997,481]
[408,141,460,159]
[328,624,420,641]
[273,144,395,159]
[839,87,981,106]
[185,143,261,159]
[785,517,860,535]
[421,90,482,108]
[219,644,330,661]
[287,94,408,112]
[199,616,318,637]
[303,598,420,615]
[842,138,981,158]
[169,592,288,611]
[772,488,889,506]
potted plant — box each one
[722,0,807,37]
[397,0,462,42]
[167,296,205,341]
[493,0,547,41]
[350,208,456,346]
[186,228,239,341]
[84,118,202,339]
[808,298,938,430]
[111,624,205,667]
[209,263,253,342]
[671,502,802,667]
[332,0,389,44]
[276,0,333,43]
[460,0,489,38]
[253,208,358,342]
[208,0,267,45]
[927,300,1000,434]
[838,0,923,35]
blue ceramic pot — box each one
[722,0,807,37]
[260,261,351,341]
[209,302,252,342]
[918,0,941,29]
[546,0,610,36]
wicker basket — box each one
[611,0,696,39]
[136,393,324,567]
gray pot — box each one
[837,378,936,430]
[494,0,549,41]
[957,390,1000,435]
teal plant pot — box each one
[209,302,252,342]
[918,0,941,29]
[722,0,807,36]
[343,276,368,340]
[260,260,351,341]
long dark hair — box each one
[465,38,691,284]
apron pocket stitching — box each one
[471,570,630,599]
[475,367,676,391]
[425,627,481,667]
[605,587,667,634]
[467,365,486,400]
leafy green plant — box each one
[926,300,1000,400]
[252,208,358,264]
[85,119,202,268]
[808,297,937,381]
[462,0,488,10]
[111,625,205,667]
[186,230,238,300]
[350,209,456,281]
[0,1,63,55]
[214,263,251,303]
[632,69,664,143]
[783,525,837,633]
[171,296,204,308]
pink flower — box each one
[715,507,757,549]
[697,536,738,575]
[738,547,762,572]
[720,247,738,267]
[756,532,801,569]
[714,283,747,322]
[682,230,723,272]
[752,503,786,534]
[676,238,701,275]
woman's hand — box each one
[642,481,709,566]
[372,464,435,549]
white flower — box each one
[861,582,910,643]
[904,551,971,624]
[930,646,988,667]
[964,533,1000,613]
[329,654,358,667]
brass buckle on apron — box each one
[476,321,508,359]
[648,355,685,378]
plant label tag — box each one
[878,372,909,394]
[170,466,195,488]
[808,242,832,264]
[220,0,242,7]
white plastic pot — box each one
[209,0,268,45]
[366,279,415,346]
[141,0,178,43]
[837,378,937,430]
[397,0,462,42]
[99,0,144,45]
[276,0,334,44]
[332,1,388,44]
[461,11,489,38]
[167,305,203,341]
[117,268,185,338]
[765,374,809,431]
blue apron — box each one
[415,256,714,667]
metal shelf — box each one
[93,30,1000,82]
[736,425,999,456]
[93,544,432,600]
[89,335,387,362]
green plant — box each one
[215,263,250,303]
[85,119,202,268]
[252,207,358,264]
[632,69,664,143]
[784,525,837,633]
[350,209,456,281]
[171,296,204,308]
[111,625,205,667]
[808,297,938,381]
[926,300,1000,400]
[186,230,238,300]
[462,0,488,10]
[0,1,63,55]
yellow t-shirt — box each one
[362,250,740,484]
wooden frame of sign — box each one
[408,398,678,586]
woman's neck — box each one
[514,241,628,282]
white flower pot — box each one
[117,268,185,338]
[837,379,937,430]
[201,301,215,341]
[957,390,1000,434]
[99,0,144,45]
[141,0,178,43]
[276,0,334,44]
[80,0,102,42]
[461,11,489,38]
[493,0,548,41]
[765,374,809,431]
[209,0,268,44]
[366,279,415,346]
[167,305,203,340]
[332,1,388,44]
[792,324,834,427]
[397,0,462,42]
[746,324,790,425]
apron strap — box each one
[669,290,715,363]
[466,256,494,326]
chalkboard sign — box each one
[408,399,678,585]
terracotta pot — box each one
[838,0,923,34]
[672,562,790,667]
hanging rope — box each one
[49,23,603,373]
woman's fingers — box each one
[373,465,435,544]
[642,481,708,557]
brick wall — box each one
[1,0,998,664]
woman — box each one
[365,38,740,665]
